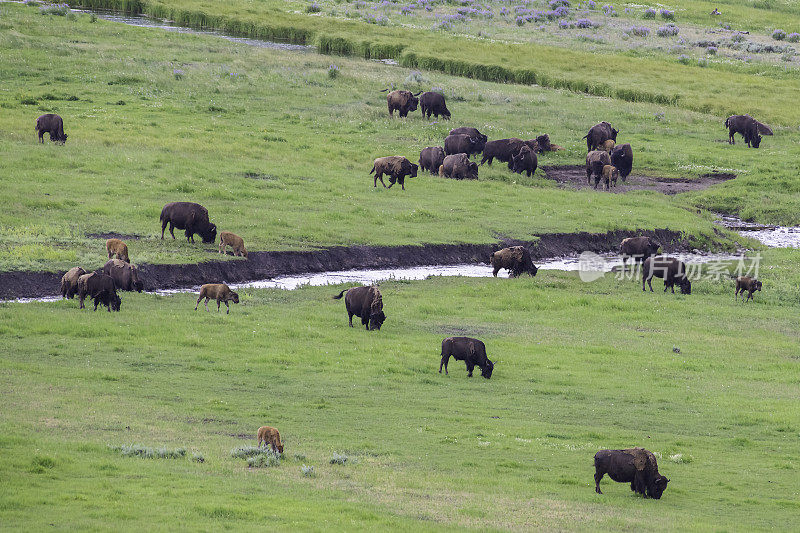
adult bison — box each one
[642,256,691,294]
[583,121,618,152]
[610,143,633,181]
[419,146,446,175]
[35,114,67,144]
[439,153,479,180]
[103,259,143,292]
[370,156,418,190]
[60,266,86,299]
[449,127,487,145]
[586,150,611,188]
[480,138,537,166]
[444,134,485,157]
[439,336,493,378]
[619,236,660,273]
[160,202,217,244]
[333,286,386,331]
[510,145,537,177]
[725,115,762,148]
[420,91,451,120]
[385,90,420,118]
[594,448,669,499]
[490,246,538,277]
[77,272,121,312]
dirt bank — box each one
[0,228,690,300]
[541,165,736,194]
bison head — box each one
[679,277,691,295]
[60,133,68,144]
[369,310,386,331]
[753,279,762,292]
[230,291,240,304]
[527,263,539,277]
[481,359,494,379]
[610,128,619,141]
[111,294,122,312]
[133,279,144,292]
[471,137,486,153]
[647,239,662,257]
[408,95,419,112]
[536,134,551,152]
[201,223,217,244]
[277,443,284,454]
[751,134,762,148]
[409,163,418,178]
[648,475,669,499]
[466,161,478,180]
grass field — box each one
[1,250,799,530]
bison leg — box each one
[466,362,474,377]
[378,176,388,188]
[594,471,604,494]
[169,222,176,240]
[439,354,450,374]
[347,312,353,327]
[204,297,210,312]
[225,301,230,314]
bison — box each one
[594,448,669,499]
[106,238,130,263]
[601,164,619,190]
[219,231,248,258]
[480,138,537,166]
[332,285,385,331]
[420,91,450,120]
[160,202,217,244]
[257,426,284,454]
[610,143,633,181]
[439,336,494,378]
[535,134,563,152]
[449,127,487,144]
[439,153,479,180]
[35,113,67,144]
[103,259,143,292]
[419,146,446,175]
[385,90,420,118]
[444,134,485,158]
[60,266,86,299]
[643,256,691,294]
[77,272,121,312]
[619,236,661,273]
[600,139,615,153]
[490,246,538,278]
[510,145,538,177]
[195,283,239,314]
[583,121,618,152]
[586,150,611,188]
[370,156,418,190]
[725,115,761,148]
[735,276,762,302]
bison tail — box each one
[369,165,375,175]
[332,289,347,300]
[724,117,729,129]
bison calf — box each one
[586,150,611,188]
[195,283,239,314]
[106,238,130,263]
[439,153,478,180]
[440,336,494,378]
[601,165,619,190]
[219,231,248,258]
[594,448,669,499]
[333,286,386,331]
[257,426,284,453]
[735,276,762,302]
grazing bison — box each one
[619,236,661,273]
[586,150,611,188]
[35,114,67,144]
[444,134,485,157]
[370,156,418,190]
[420,91,451,120]
[610,143,633,181]
[439,153,479,180]
[106,238,130,263]
[419,146,446,175]
[725,115,762,148]
[332,285,386,331]
[219,231,248,258]
[594,448,669,499]
[601,164,619,190]
[439,336,494,378]
[77,272,121,312]
[510,145,538,177]
[643,256,692,294]
[195,283,239,314]
[583,121,618,152]
[60,266,86,299]
[449,127,488,144]
[103,259,143,292]
[160,202,217,244]
[257,426,284,454]
[490,246,538,278]
[735,276,762,302]
[480,138,537,166]
[385,90,420,118]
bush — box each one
[89,13,97,22]
[39,3,69,16]
[788,33,800,43]
[706,46,717,55]
[230,446,265,459]
[405,70,428,85]
[625,26,650,37]
[772,29,787,41]
[301,464,316,477]
[678,54,691,64]
[731,33,745,43]
[306,2,321,13]
[643,8,655,19]
[113,445,187,459]
[657,24,679,37]
[330,452,349,465]
[328,64,339,79]
[575,19,598,29]
[192,452,205,463]
[247,452,280,468]
[660,9,674,20]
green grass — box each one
[1,249,799,529]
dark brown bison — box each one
[594,448,669,499]
[385,90,420,118]
[103,259,143,292]
[420,91,450,120]
[439,336,493,378]
[60,266,86,299]
[643,256,691,294]
[535,133,564,152]
[160,202,217,244]
[583,121,618,152]
[370,156,418,190]
[333,286,386,331]
[586,150,611,188]
[35,114,67,144]
[610,143,633,181]
[444,134,485,157]
[77,272,121,312]
[619,236,661,273]
[195,283,239,314]
[419,146,446,175]
[480,138,537,166]
[735,276,762,302]
[725,115,761,148]
[490,246,538,277]
[449,127,487,144]
[510,145,538,177]
[439,153,479,180]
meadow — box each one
[1,250,799,530]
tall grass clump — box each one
[112,444,187,459]
[643,7,656,19]
[330,452,349,465]
[230,446,265,459]
[301,464,316,477]
[657,24,679,37]
[247,452,281,468]
[787,32,800,43]
[39,3,69,15]
[772,29,787,41]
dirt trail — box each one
[541,165,736,194]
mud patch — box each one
[86,232,143,240]
[541,165,736,195]
[242,172,277,180]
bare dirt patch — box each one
[86,232,143,240]
[541,165,736,195]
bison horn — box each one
[412,91,422,96]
